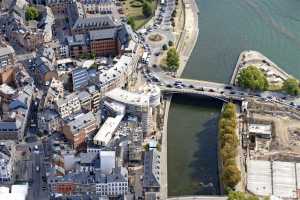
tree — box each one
[172,10,176,18]
[166,48,179,71]
[237,66,269,91]
[282,78,300,96]
[222,164,241,189]
[127,17,136,30]
[168,40,174,47]
[25,6,39,21]
[220,144,236,160]
[162,44,168,50]
[142,2,152,18]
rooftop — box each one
[93,114,124,145]
[66,112,96,133]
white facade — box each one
[96,181,128,196]
[0,157,13,183]
[100,151,115,175]
[55,93,81,118]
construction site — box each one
[238,98,300,199]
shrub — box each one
[25,6,39,21]
[282,78,300,96]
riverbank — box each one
[160,0,199,198]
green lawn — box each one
[123,0,157,29]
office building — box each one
[0,45,15,69]
[72,68,89,91]
[55,93,81,118]
[63,112,98,149]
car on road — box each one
[208,89,215,92]
[34,145,39,153]
[36,166,40,172]
[224,86,232,90]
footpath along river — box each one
[167,0,300,196]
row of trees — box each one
[219,103,241,191]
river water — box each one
[168,0,300,196]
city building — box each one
[43,78,65,109]
[72,68,89,91]
[87,85,101,111]
[0,85,33,140]
[35,57,58,84]
[55,93,81,118]
[93,114,124,146]
[0,184,28,200]
[63,112,98,149]
[0,66,15,85]
[99,150,115,175]
[46,0,73,16]
[47,167,128,198]
[77,90,92,111]
[0,44,15,69]
[95,167,128,197]
[104,86,161,133]
[48,171,96,195]
[67,24,134,58]
[0,142,15,183]
[249,123,272,139]
[78,152,100,172]
[143,149,160,192]
[67,1,117,34]
[82,0,113,15]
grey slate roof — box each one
[143,149,160,188]
[89,28,116,40]
[67,34,87,46]
[73,15,116,30]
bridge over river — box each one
[147,72,299,108]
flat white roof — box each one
[273,161,297,199]
[247,160,272,196]
[105,88,149,107]
[93,114,124,145]
[0,184,28,200]
[247,160,299,198]
[249,123,272,135]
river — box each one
[167,0,300,196]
